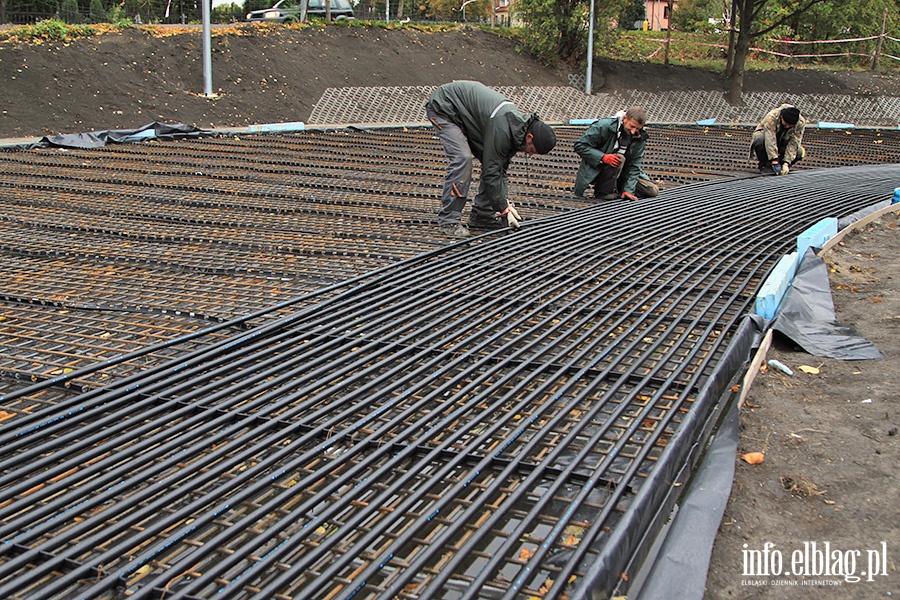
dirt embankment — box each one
[2,24,898,138]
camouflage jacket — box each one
[752,104,806,164]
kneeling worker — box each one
[425,80,557,238]
[573,106,657,201]
[751,104,806,175]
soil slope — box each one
[2,24,899,138]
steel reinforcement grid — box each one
[2,152,899,598]
[2,125,898,402]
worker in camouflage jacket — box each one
[751,104,806,175]
[573,106,655,201]
[425,81,557,238]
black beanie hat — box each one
[781,106,800,125]
[529,119,557,154]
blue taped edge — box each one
[754,252,799,320]
[246,122,306,133]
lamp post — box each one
[585,0,595,95]
[201,0,213,98]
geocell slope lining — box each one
[1,164,898,599]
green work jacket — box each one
[427,80,540,212]
[573,116,648,197]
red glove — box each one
[621,191,638,201]
[601,153,622,167]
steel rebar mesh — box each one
[2,125,898,395]
[1,160,898,598]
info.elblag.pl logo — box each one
[742,541,890,585]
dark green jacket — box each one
[573,116,648,197]
[427,81,540,212]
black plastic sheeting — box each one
[772,248,883,360]
[10,122,209,150]
[838,199,893,230]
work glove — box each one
[780,163,790,175]
[771,162,782,176]
[601,153,623,167]
[498,203,521,230]
[621,191,638,201]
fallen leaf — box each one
[519,547,534,560]
[781,475,825,497]
[538,578,554,595]
[798,365,819,374]
[742,452,765,464]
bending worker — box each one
[573,106,657,201]
[751,104,806,175]
[425,80,557,238]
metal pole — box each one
[385,0,389,22]
[201,0,213,98]
[585,0,595,95]
[872,7,887,71]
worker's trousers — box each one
[426,106,495,225]
[751,132,806,166]
[591,161,624,198]
[592,164,659,199]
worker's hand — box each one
[621,191,638,201]
[780,163,790,175]
[771,162,783,176]
[498,203,521,229]
[601,153,623,167]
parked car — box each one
[245,0,354,22]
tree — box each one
[725,0,826,103]
[671,0,728,32]
[618,0,646,30]
[515,0,625,66]
[419,0,490,21]
[799,0,897,42]
[60,0,82,21]
[244,0,271,12]
[89,0,106,21]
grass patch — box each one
[603,30,899,74]
[0,19,128,44]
